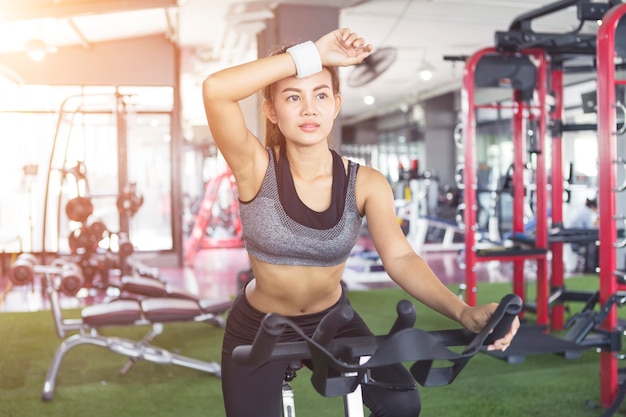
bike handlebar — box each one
[387,299,416,336]
[312,304,355,347]
[480,293,522,345]
[232,293,522,396]
[232,313,287,367]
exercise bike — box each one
[233,293,522,417]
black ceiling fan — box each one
[347,46,398,88]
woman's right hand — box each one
[315,28,373,67]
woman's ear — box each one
[333,93,343,119]
[263,100,278,124]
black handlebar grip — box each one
[232,313,286,366]
[387,300,416,336]
[483,294,523,345]
[312,304,354,347]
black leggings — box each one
[221,288,421,417]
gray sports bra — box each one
[238,147,363,267]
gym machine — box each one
[461,46,610,365]
[461,46,550,320]
[461,0,626,413]
[490,1,626,413]
[396,164,465,254]
[234,294,521,417]
[184,167,244,266]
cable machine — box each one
[477,0,626,409]
[42,92,135,262]
[461,47,550,326]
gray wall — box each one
[423,92,458,187]
[257,4,341,146]
[347,92,459,188]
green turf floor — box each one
[0,276,621,417]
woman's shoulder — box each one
[353,163,383,177]
[354,164,391,189]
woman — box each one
[203,28,519,417]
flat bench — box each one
[82,296,232,326]
[42,293,231,401]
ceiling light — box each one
[26,39,56,62]
[418,62,434,81]
[419,69,433,81]
[363,95,375,105]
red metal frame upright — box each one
[511,90,527,303]
[549,63,616,333]
[596,3,626,409]
[461,47,492,307]
[549,66,566,331]
[534,50,550,327]
[462,48,549,327]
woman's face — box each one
[264,68,342,146]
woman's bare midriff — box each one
[245,256,345,316]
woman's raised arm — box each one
[202,28,372,180]
[202,53,295,179]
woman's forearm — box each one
[203,53,296,103]
[388,254,469,323]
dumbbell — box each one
[50,258,85,296]
[59,262,85,296]
[68,220,109,254]
[65,196,93,223]
[88,220,109,242]
[117,184,144,217]
[9,253,38,286]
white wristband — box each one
[286,41,322,79]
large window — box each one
[0,84,174,254]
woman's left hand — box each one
[459,303,520,351]
[315,28,373,67]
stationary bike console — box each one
[233,294,522,398]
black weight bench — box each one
[80,296,231,327]
[8,254,232,402]
[475,246,547,257]
[43,293,231,401]
[473,246,548,265]
[509,228,600,246]
[117,274,201,300]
